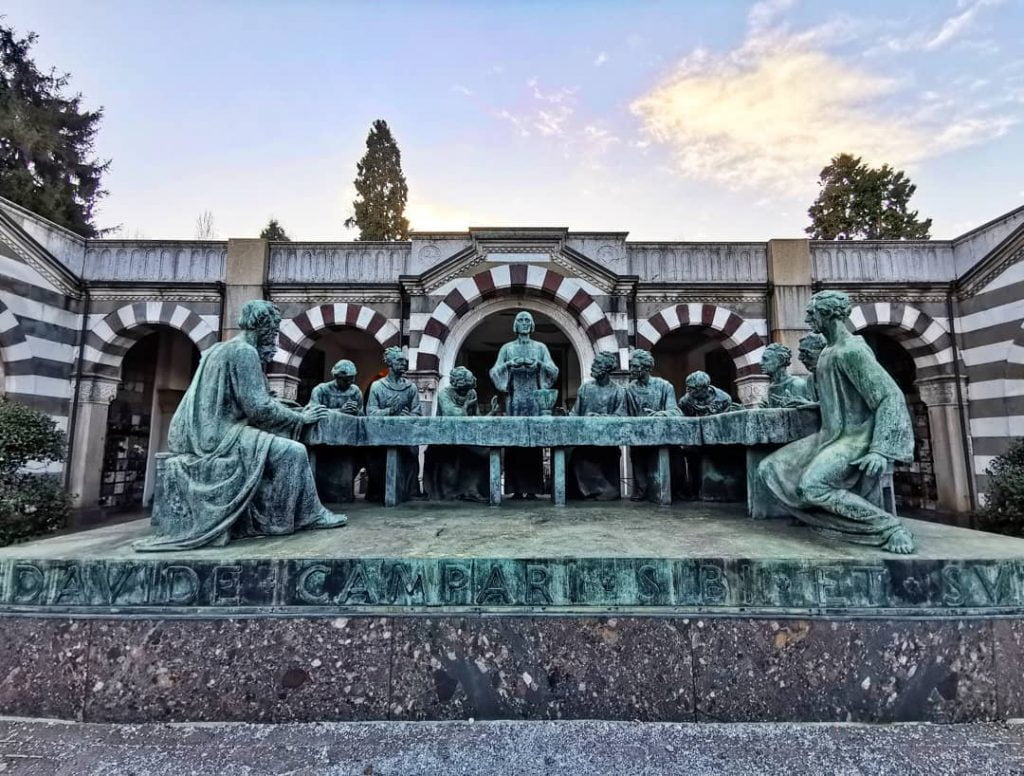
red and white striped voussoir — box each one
[636,303,766,377]
[82,301,218,374]
[414,264,618,372]
[274,303,401,371]
[848,302,954,373]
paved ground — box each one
[0,719,1022,775]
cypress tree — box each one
[260,218,289,240]
[0,23,109,236]
[344,120,409,240]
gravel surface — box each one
[0,718,1023,775]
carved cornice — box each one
[0,216,82,298]
[958,244,1024,299]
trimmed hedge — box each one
[0,397,70,546]
[978,438,1024,538]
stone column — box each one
[267,374,301,403]
[735,374,770,407]
[766,239,812,375]
[223,238,269,340]
[67,376,119,508]
[916,376,973,513]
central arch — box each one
[437,296,597,382]
[415,264,622,372]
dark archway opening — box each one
[651,327,737,401]
[297,326,386,407]
[454,309,582,412]
[101,328,199,509]
[861,329,936,510]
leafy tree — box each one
[978,439,1024,538]
[260,218,289,240]
[344,119,409,240]
[0,397,69,546]
[0,22,109,237]
[806,153,932,240]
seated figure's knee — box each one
[796,473,830,507]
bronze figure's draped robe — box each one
[625,377,681,502]
[489,339,558,496]
[764,374,814,408]
[568,379,626,500]
[759,335,914,546]
[423,386,490,501]
[308,381,364,502]
[135,338,333,551]
[365,376,422,502]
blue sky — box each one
[6,0,1024,240]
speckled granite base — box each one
[1,613,1020,723]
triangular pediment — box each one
[958,217,1024,297]
[406,227,633,295]
[0,202,82,297]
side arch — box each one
[415,264,620,371]
[636,303,766,377]
[273,302,400,376]
[848,302,954,377]
[83,301,218,377]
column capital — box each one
[915,376,967,407]
[266,373,300,403]
[78,376,120,404]
[734,374,770,408]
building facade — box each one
[2,195,1023,515]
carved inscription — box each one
[0,558,1021,612]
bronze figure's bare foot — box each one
[310,511,348,529]
[883,527,915,554]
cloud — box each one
[630,3,1018,195]
[451,84,473,97]
[885,0,1005,52]
[593,51,609,67]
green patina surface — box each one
[5,503,1024,615]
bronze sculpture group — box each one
[140,290,918,556]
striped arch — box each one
[83,301,218,377]
[273,302,401,376]
[415,264,619,372]
[0,298,31,393]
[636,303,766,377]
[848,302,955,376]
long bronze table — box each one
[305,407,821,509]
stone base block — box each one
[0,613,1019,723]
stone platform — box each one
[1,503,1023,723]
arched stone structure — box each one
[848,302,954,377]
[415,264,620,372]
[274,302,401,377]
[83,302,218,377]
[636,303,766,378]
[436,296,597,382]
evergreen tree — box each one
[0,23,109,236]
[344,119,409,240]
[806,153,932,240]
[259,218,289,240]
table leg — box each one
[552,447,566,506]
[385,447,398,507]
[489,448,502,506]
[656,446,672,506]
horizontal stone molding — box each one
[627,243,768,282]
[811,241,955,283]
[269,243,411,283]
[83,242,227,282]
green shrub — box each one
[978,438,1024,537]
[0,397,70,546]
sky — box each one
[4,0,1024,241]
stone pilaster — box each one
[223,239,269,340]
[67,376,120,508]
[916,376,973,513]
[766,239,812,375]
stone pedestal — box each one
[735,374,770,407]
[917,376,973,513]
